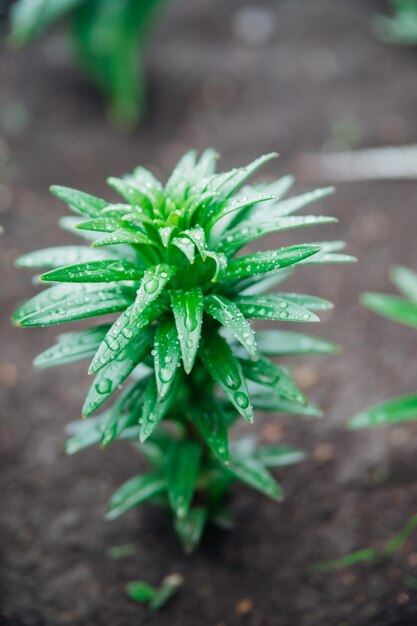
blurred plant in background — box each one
[13,150,355,552]
[8,0,167,127]
[350,266,417,428]
[374,0,417,45]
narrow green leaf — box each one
[171,236,195,264]
[240,268,293,295]
[82,329,153,416]
[76,216,125,233]
[241,357,307,405]
[390,265,417,303]
[254,330,339,355]
[126,580,156,603]
[312,549,379,573]
[200,333,253,423]
[65,412,110,455]
[225,454,283,501]
[131,264,175,320]
[219,215,337,255]
[15,246,109,269]
[206,192,276,231]
[204,294,257,357]
[174,507,207,554]
[107,473,166,519]
[191,402,229,462]
[101,376,150,447]
[40,259,143,283]
[383,513,417,557]
[349,392,417,429]
[204,250,228,282]
[167,441,202,518]
[34,325,110,368]
[92,228,154,248]
[361,292,417,329]
[159,226,176,247]
[250,391,322,417]
[59,216,98,242]
[13,283,134,327]
[107,177,153,213]
[182,226,207,259]
[235,294,320,323]
[89,298,168,373]
[140,376,176,443]
[153,318,181,398]
[165,150,197,201]
[255,187,334,219]
[220,245,321,282]
[254,445,305,467]
[277,293,333,311]
[213,153,278,199]
[50,185,107,218]
[170,288,204,374]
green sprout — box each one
[13,150,354,553]
[8,0,167,127]
[374,0,417,46]
[350,265,417,428]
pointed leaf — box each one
[140,376,176,443]
[107,177,153,213]
[107,473,166,520]
[59,216,98,242]
[50,185,107,218]
[171,236,195,264]
[170,288,203,374]
[131,264,175,320]
[174,507,207,554]
[254,330,339,355]
[219,215,337,255]
[241,357,307,405]
[204,294,257,357]
[250,390,322,417]
[92,229,154,248]
[361,292,417,328]
[167,441,202,518]
[15,246,109,269]
[191,402,229,462]
[235,294,320,322]
[34,325,110,368]
[182,226,207,259]
[225,454,283,501]
[200,333,253,423]
[220,245,320,282]
[159,226,176,247]
[76,216,125,233]
[252,187,334,219]
[349,393,417,429]
[40,259,143,283]
[153,318,181,398]
[101,376,150,447]
[213,153,278,199]
[13,283,134,327]
[89,299,169,373]
[254,445,305,467]
[206,192,276,231]
[277,292,333,311]
[82,329,153,416]
[65,413,110,455]
[390,265,417,303]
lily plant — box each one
[9,0,166,126]
[13,150,354,552]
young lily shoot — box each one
[350,265,417,428]
[13,150,354,553]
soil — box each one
[2,0,417,624]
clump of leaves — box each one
[13,150,354,552]
[350,266,417,428]
[126,573,184,610]
[8,0,166,127]
[374,0,417,45]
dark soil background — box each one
[2,1,417,624]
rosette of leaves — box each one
[9,0,166,126]
[374,0,417,46]
[14,150,354,552]
[350,266,417,429]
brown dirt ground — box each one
[2,1,417,624]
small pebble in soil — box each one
[313,443,335,463]
[0,361,18,387]
[235,598,254,616]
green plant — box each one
[350,265,417,428]
[374,0,417,45]
[13,150,354,552]
[9,0,166,126]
